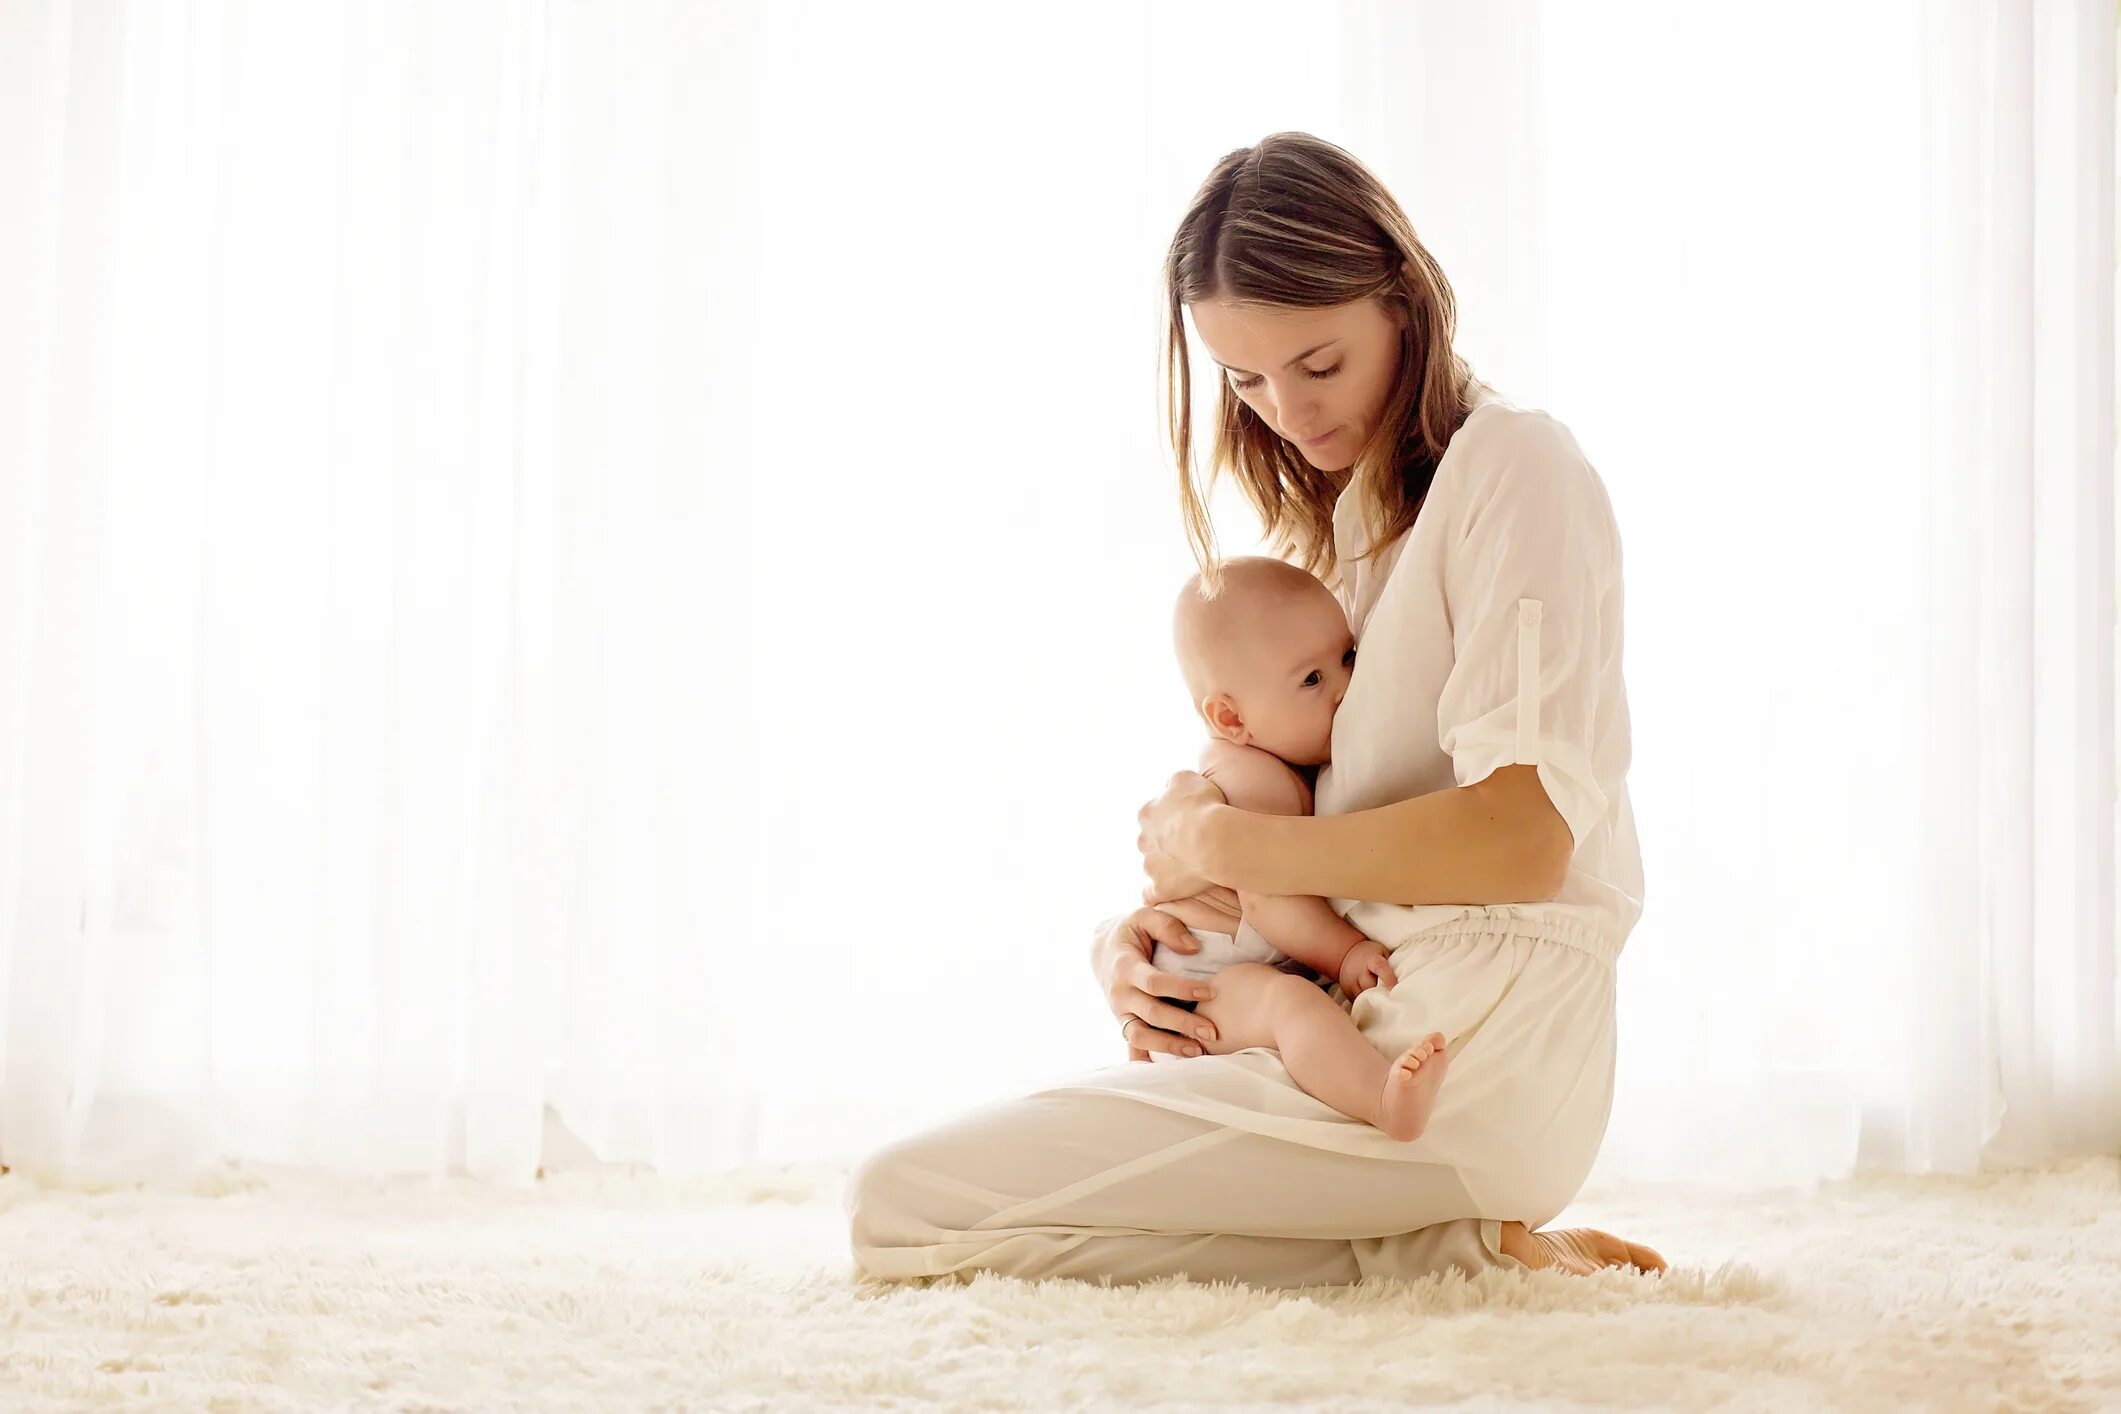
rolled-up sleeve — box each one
[1434,414,1619,852]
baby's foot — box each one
[1377,1032,1449,1141]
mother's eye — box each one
[1230,364,1342,392]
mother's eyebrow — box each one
[1212,339,1340,375]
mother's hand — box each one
[1091,908,1223,1063]
[1135,770,1229,898]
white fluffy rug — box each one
[1,1154,2115,1411]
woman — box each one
[845,133,1665,1287]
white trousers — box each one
[845,1083,1513,1288]
[846,910,1620,1289]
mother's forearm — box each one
[1199,773,1566,906]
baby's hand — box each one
[1336,939,1398,999]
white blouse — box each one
[1314,381,1645,955]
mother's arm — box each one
[1140,403,1617,918]
[1179,762,1572,906]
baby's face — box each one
[1225,594,1357,768]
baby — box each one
[1147,555,1448,1142]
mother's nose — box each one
[1259,387,1314,426]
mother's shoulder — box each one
[1449,392,1586,468]
[1423,393,1618,565]
[1436,393,1604,506]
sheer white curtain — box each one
[2,0,2114,1190]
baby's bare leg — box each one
[1193,964,1448,1141]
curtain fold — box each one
[1953,0,2121,1167]
[2,0,2115,1189]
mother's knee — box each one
[844,1135,962,1271]
[844,1143,907,1253]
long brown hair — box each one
[1160,132,1477,598]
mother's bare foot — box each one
[1497,1220,1666,1275]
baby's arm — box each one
[1196,743,1372,982]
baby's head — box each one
[1172,556,1357,768]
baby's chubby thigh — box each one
[1194,962,1333,1056]
[1148,924,1333,1053]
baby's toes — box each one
[1402,1034,1445,1069]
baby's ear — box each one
[1201,695,1245,741]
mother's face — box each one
[1187,289,1409,475]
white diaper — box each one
[1150,918,1319,988]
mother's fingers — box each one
[1126,903,1202,955]
[1113,963,1218,1051]
[1118,1007,1207,1058]
[1103,907,1217,1058]
[1122,958,1215,1005]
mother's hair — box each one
[1161,132,1478,599]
